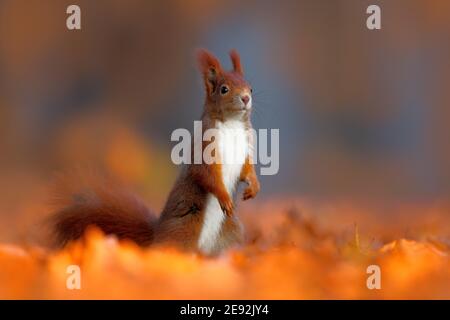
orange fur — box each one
[230,49,244,75]
[49,49,258,254]
[240,156,260,201]
[47,171,156,248]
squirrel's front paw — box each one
[218,193,234,216]
[243,181,260,201]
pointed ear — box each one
[197,49,223,94]
[229,49,243,75]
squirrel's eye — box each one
[220,85,229,95]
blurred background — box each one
[1,0,450,242]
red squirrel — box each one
[50,49,260,255]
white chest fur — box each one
[197,119,249,254]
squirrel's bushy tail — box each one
[47,170,156,248]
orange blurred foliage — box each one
[1,200,449,299]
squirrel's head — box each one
[197,49,252,119]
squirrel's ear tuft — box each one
[229,49,243,75]
[197,49,222,94]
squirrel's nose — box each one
[241,95,250,106]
